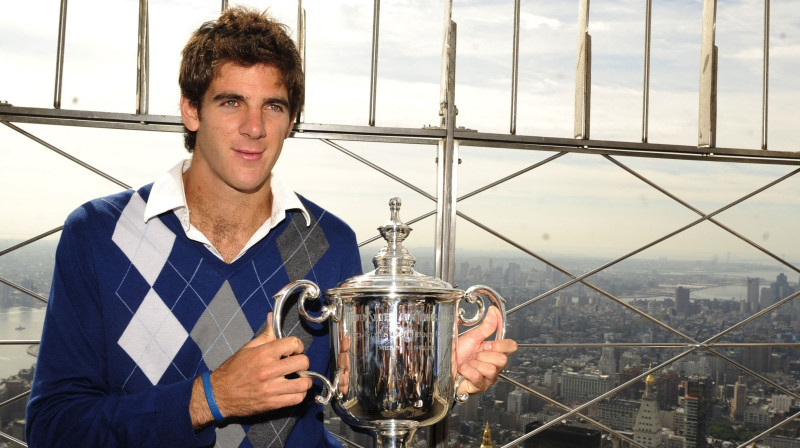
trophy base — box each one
[372,420,420,448]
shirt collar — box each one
[144,158,310,241]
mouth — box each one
[233,148,263,161]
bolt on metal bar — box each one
[605,155,800,275]
[641,0,652,142]
[574,0,591,140]
[368,0,380,126]
[761,0,770,150]
[136,0,150,115]
[500,374,647,448]
[53,0,68,109]
[699,0,717,147]
[509,0,521,135]
[2,121,131,190]
[0,275,48,304]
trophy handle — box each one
[455,285,508,402]
[272,280,340,405]
[458,285,507,340]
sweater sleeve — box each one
[25,214,215,448]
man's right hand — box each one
[190,313,313,429]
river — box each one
[0,306,45,381]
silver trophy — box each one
[273,197,507,448]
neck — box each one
[182,169,273,263]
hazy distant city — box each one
[2,240,800,447]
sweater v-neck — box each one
[159,208,293,277]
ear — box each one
[180,96,200,132]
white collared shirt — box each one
[144,159,310,263]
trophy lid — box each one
[324,197,461,297]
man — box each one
[26,6,516,447]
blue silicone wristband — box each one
[201,370,225,422]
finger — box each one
[480,338,518,355]
[456,362,493,396]
[462,306,502,344]
[262,391,310,410]
[269,351,311,376]
[474,351,509,371]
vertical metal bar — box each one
[438,0,454,128]
[221,0,228,11]
[435,23,458,285]
[368,0,381,126]
[641,0,652,143]
[761,0,770,150]
[510,0,521,135]
[136,0,150,115]
[698,0,717,148]
[430,5,457,448]
[297,0,306,124]
[574,0,591,139]
[53,0,68,109]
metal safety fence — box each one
[2,1,800,447]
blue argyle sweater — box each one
[26,184,362,448]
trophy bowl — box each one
[273,197,506,448]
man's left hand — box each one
[455,306,518,396]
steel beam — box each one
[574,0,591,139]
[136,0,150,115]
[699,0,717,147]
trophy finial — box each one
[373,197,416,273]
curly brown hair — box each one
[178,7,304,152]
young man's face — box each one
[180,62,294,195]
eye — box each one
[266,103,284,113]
[223,99,239,107]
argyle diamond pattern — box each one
[118,288,189,384]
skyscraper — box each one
[746,278,760,312]
[731,376,747,422]
[684,377,708,448]
[633,370,662,447]
[675,287,690,314]
[599,345,617,376]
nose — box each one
[240,107,266,139]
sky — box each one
[2,0,800,265]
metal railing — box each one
[1,1,798,447]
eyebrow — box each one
[264,97,290,110]
[211,92,245,103]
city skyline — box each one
[3,244,800,446]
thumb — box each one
[245,312,277,348]
[467,306,501,342]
